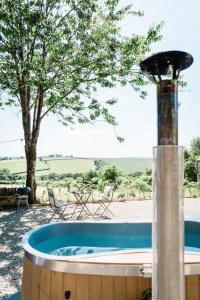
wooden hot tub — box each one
[21,221,200,299]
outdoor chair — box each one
[94,185,114,218]
[47,188,69,222]
[16,186,31,210]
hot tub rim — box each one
[22,220,200,276]
[23,220,153,262]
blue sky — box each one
[0,0,199,158]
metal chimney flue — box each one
[140,51,193,146]
[140,51,193,300]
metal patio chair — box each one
[16,186,31,210]
[94,185,114,218]
[47,188,69,222]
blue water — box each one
[34,234,151,255]
[50,246,124,256]
[32,234,200,256]
[28,222,200,257]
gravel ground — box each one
[1,198,200,299]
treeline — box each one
[0,156,25,160]
[1,137,200,199]
[37,166,153,199]
[0,154,75,160]
[0,168,25,184]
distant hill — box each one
[103,158,152,174]
[0,157,152,176]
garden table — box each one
[71,190,94,219]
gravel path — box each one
[1,198,200,299]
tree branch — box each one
[27,28,38,64]
[52,0,83,32]
[31,36,46,138]
[40,81,82,120]
[74,110,94,125]
[44,55,99,92]
[32,96,38,132]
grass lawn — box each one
[0,157,152,176]
[43,158,95,174]
[104,157,152,174]
[0,158,95,175]
[0,159,46,174]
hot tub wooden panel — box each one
[89,275,101,300]
[21,256,200,300]
[21,257,151,300]
[63,273,77,300]
[186,275,200,299]
[21,256,33,300]
[40,267,51,300]
[126,277,138,299]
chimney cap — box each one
[140,51,193,79]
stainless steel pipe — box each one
[152,79,184,300]
[152,146,184,300]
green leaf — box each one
[117,136,125,143]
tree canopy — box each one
[190,137,200,158]
[0,0,162,124]
[0,0,162,202]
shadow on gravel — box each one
[0,207,51,298]
[0,205,112,298]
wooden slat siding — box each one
[63,273,77,300]
[50,271,63,300]
[21,256,33,300]
[30,263,41,300]
[101,276,114,300]
[77,275,90,300]
[126,277,138,300]
[138,277,151,300]
[21,261,200,300]
[186,275,200,300]
[40,267,51,300]
[89,275,101,300]
[113,276,126,300]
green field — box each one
[0,159,46,173]
[103,158,152,174]
[0,157,152,176]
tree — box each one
[94,159,106,171]
[184,156,197,182]
[0,0,162,203]
[0,168,23,182]
[141,168,152,185]
[75,169,99,189]
[0,168,11,181]
[134,177,151,199]
[190,137,200,157]
[99,164,122,187]
[184,137,200,182]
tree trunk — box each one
[26,145,37,204]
